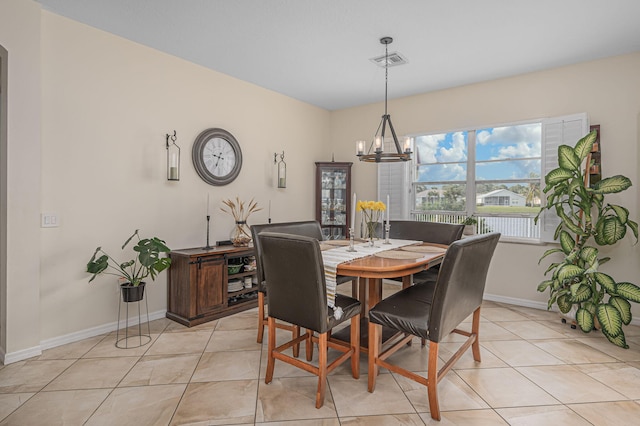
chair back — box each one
[428,232,500,342]
[259,232,328,333]
[251,221,323,293]
[389,220,464,245]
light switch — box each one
[41,212,59,228]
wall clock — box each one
[192,128,243,186]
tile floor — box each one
[2,283,640,425]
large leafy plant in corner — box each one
[536,130,639,348]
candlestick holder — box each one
[346,227,357,252]
[384,222,391,244]
[203,215,212,249]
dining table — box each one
[321,239,448,351]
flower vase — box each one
[230,221,251,247]
[366,221,377,247]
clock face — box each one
[203,137,236,177]
[192,128,242,186]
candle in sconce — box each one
[169,167,178,180]
[169,153,178,179]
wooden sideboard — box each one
[166,246,258,327]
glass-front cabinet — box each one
[315,161,352,240]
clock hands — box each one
[212,152,224,168]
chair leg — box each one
[427,341,441,421]
[257,291,266,343]
[471,307,482,362]
[367,321,381,392]
[351,278,358,298]
[316,332,328,408]
[292,325,300,358]
[306,329,314,361]
[265,317,276,384]
[351,314,360,379]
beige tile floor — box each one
[2,283,640,425]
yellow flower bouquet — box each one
[356,200,386,243]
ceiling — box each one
[37,0,640,111]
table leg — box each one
[359,277,367,317]
[368,277,382,312]
[402,275,412,290]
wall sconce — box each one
[274,151,286,188]
[166,130,180,181]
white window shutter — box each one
[540,113,589,242]
[377,139,410,220]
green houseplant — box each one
[535,130,639,348]
[87,230,171,301]
[462,216,477,235]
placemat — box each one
[400,245,447,253]
[319,243,334,251]
[374,250,422,260]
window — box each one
[394,114,589,241]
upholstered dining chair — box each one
[251,221,359,348]
[260,231,362,408]
[387,220,465,287]
[367,232,500,420]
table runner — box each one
[322,239,420,319]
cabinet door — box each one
[196,257,226,315]
[315,162,352,240]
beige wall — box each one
[37,11,331,344]
[0,0,42,358]
[331,53,640,309]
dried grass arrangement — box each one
[221,197,262,246]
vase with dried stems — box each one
[221,197,262,246]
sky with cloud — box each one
[415,123,541,182]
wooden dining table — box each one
[328,241,448,351]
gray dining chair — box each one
[260,231,361,408]
[367,232,500,421]
[385,220,465,286]
[251,221,359,350]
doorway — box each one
[0,44,8,355]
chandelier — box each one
[356,37,412,163]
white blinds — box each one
[539,113,589,242]
[377,139,411,220]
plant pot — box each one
[120,282,145,303]
[463,225,475,236]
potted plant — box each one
[86,229,172,302]
[462,216,477,235]
[535,130,639,348]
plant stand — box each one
[115,288,151,349]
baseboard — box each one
[1,309,167,365]
[483,293,640,327]
[1,345,43,365]
[483,293,551,311]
